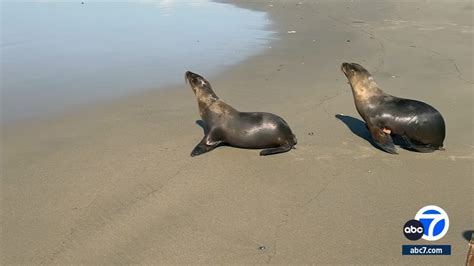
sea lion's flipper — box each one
[190,142,215,157]
[260,143,293,156]
[190,132,222,157]
[401,136,437,153]
[369,127,397,154]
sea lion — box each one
[185,71,297,156]
[341,62,445,154]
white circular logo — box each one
[414,205,449,241]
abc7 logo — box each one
[403,205,449,241]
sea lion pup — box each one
[341,62,445,154]
[185,71,297,156]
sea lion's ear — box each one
[201,78,213,89]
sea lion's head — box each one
[341,62,381,100]
[341,62,371,83]
[185,71,218,109]
[185,71,212,95]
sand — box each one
[2,1,473,264]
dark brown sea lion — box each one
[185,71,297,156]
[341,62,445,154]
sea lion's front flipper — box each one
[260,142,293,156]
[369,127,397,154]
[190,131,222,157]
[401,136,437,153]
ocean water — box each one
[1,0,274,122]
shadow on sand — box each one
[335,114,371,142]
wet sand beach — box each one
[2,1,473,264]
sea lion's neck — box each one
[350,76,385,116]
[196,88,218,106]
[350,76,384,102]
[196,89,219,117]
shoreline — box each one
[2,1,473,264]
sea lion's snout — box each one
[185,71,205,93]
[341,62,350,75]
[185,71,199,84]
[341,62,357,78]
[341,62,358,73]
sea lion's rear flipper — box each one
[369,127,397,154]
[401,136,438,153]
[260,143,293,156]
[190,132,222,157]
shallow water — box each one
[1,0,273,122]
